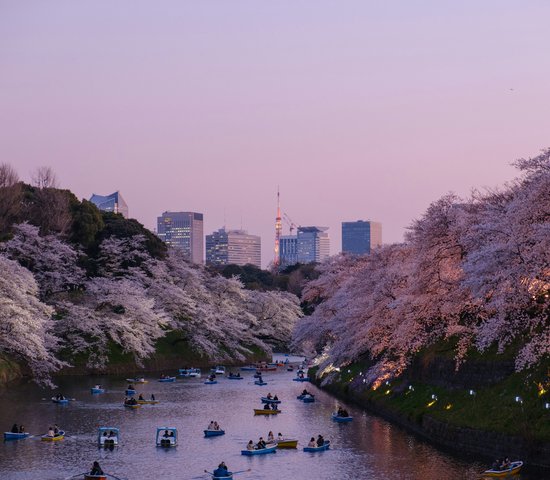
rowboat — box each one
[276,438,298,448]
[254,409,281,415]
[254,381,267,386]
[51,397,69,404]
[257,367,277,372]
[206,472,233,480]
[240,366,257,371]
[204,429,225,437]
[260,397,281,404]
[302,395,315,403]
[125,377,148,384]
[211,366,226,375]
[227,375,244,380]
[90,387,104,394]
[293,377,310,382]
[241,443,277,455]
[3,431,30,440]
[124,403,141,409]
[188,369,202,378]
[137,399,159,404]
[158,376,176,382]
[84,475,106,480]
[304,440,330,452]
[156,426,177,447]
[332,412,353,422]
[98,426,119,447]
[482,461,523,477]
[41,430,65,442]
[125,389,136,395]
[204,380,218,385]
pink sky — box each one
[1,1,549,267]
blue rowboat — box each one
[302,395,315,403]
[293,377,310,382]
[158,377,176,382]
[125,389,136,395]
[3,431,30,440]
[204,429,225,437]
[241,444,277,455]
[204,380,218,385]
[51,397,69,404]
[482,461,523,477]
[303,440,330,452]
[90,387,105,394]
[332,413,353,422]
[254,381,267,386]
[260,397,281,404]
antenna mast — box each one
[274,187,282,268]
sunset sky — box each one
[1,1,549,266]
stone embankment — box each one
[313,353,550,471]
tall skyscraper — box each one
[279,235,298,268]
[296,226,330,264]
[89,191,129,218]
[206,228,261,267]
[157,211,204,264]
[342,220,382,255]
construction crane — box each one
[283,212,299,235]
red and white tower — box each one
[274,187,282,267]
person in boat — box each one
[257,437,266,449]
[160,374,166,379]
[53,424,60,435]
[501,458,511,470]
[267,392,273,399]
[213,421,220,430]
[263,403,270,410]
[213,462,230,477]
[271,402,278,410]
[108,430,115,438]
[208,421,215,430]
[277,432,284,441]
[163,430,170,438]
[267,431,274,442]
[151,394,155,401]
[247,440,255,451]
[491,459,501,471]
[316,434,325,447]
[301,389,309,396]
[273,394,278,401]
[19,425,25,433]
[138,394,144,401]
[308,437,316,447]
[11,423,18,433]
[127,384,134,390]
[48,426,55,437]
[90,461,104,476]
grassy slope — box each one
[315,354,550,443]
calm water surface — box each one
[0,356,535,480]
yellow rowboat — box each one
[254,409,282,415]
[482,461,523,477]
[137,400,159,405]
[41,431,65,442]
[276,439,298,448]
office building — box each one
[342,220,382,255]
[157,211,204,264]
[206,228,261,267]
[296,226,330,264]
[279,235,298,268]
[89,191,129,218]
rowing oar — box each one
[63,472,87,480]
[203,469,251,477]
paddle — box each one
[203,469,251,477]
[63,472,87,480]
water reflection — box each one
[0,362,534,480]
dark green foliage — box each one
[70,199,104,249]
[97,212,167,259]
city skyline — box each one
[2,1,549,267]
